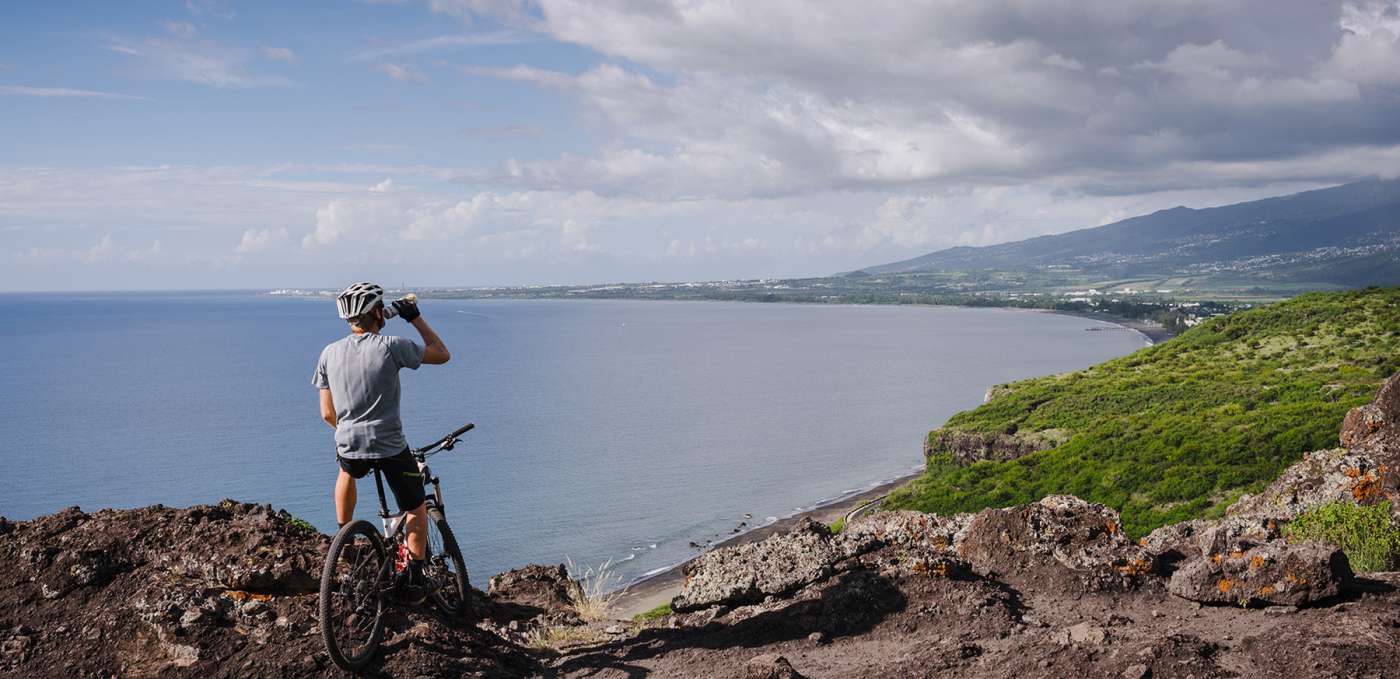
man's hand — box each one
[391,298,421,323]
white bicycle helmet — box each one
[335,282,384,319]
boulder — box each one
[841,510,972,558]
[487,563,578,614]
[1341,371,1400,448]
[1141,516,1282,573]
[744,654,806,679]
[1228,448,1393,521]
[957,495,1155,591]
[1166,540,1352,607]
[1340,404,1388,448]
[673,518,876,612]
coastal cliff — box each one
[4,371,1400,677]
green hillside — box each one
[884,287,1400,537]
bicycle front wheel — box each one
[427,507,471,619]
[319,520,388,671]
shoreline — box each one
[1045,308,1175,344]
[611,471,923,619]
[607,310,1161,619]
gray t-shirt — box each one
[313,333,425,459]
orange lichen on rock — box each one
[1228,550,1246,561]
[222,590,273,602]
[1217,579,1235,594]
[1114,558,1153,576]
[1249,555,1267,570]
[910,559,951,578]
[1352,472,1383,502]
[1104,521,1118,536]
[1259,585,1275,596]
[1344,467,1362,478]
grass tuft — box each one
[564,556,624,621]
[633,602,672,623]
[1283,501,1400,572]
[828,517,846,535]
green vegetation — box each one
[828,517,846,535]
[885,288,1400,537]
[287,516,318,534]
[1284,501,1400,572]
[633,602,673,622]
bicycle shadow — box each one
[542,567,907,678]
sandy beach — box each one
[610,471,922,619]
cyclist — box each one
[313,282,451,602]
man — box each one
[313,282,450,602]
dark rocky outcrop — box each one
[0,500,538,677]
[924,427,1069,465]
[489,563,577,614]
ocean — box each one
[0,292,1146,585]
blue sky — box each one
[3,1,1399,291]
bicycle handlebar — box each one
[415,422,474,456]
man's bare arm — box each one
[319,388,337,428]
[413,316,451,364]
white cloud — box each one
[353,31,531,60]
[376,63,428,83]
[109,36,292,88]
[445,0,1400,206]
[162,20,198,39]
[260,46,297,63]
[0,85,150,100]
[1325,0,1400,86]
[235,227,289,253]
[20,235,163,263]
[369,178,396,193]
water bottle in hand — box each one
[382,293,418,320]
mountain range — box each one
[861,179,1400,291]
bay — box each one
[0,292,1146,584]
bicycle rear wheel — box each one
[427,507,471,618]
[319,520,388,671]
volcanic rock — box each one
[957,495,1155,592]
[0,500,536,677]
[744,653,806,679]
[841,509,972,558]
[1166,540,1353,607]
[489,563,578,614]
[672,518,878,612]
[1227,448,1393,520]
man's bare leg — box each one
[405,502,428,559]
[335,469,357,526]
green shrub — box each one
[828,517,846,535]
[886,288,1400,537]
[287,516,318,534]
[1283,501,1400,572]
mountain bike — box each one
[318,422,475,672]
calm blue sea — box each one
[0,292,1145,584]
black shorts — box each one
[338,449,427,513]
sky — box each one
[2,1,1399,291]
